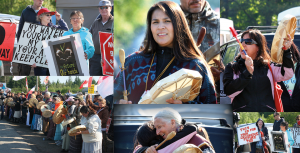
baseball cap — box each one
[37,8,56,16]
[99,0,111,6]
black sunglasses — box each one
[100,6,109,9]
[240,38,257,45]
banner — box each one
[99,32,114,76]
[0,83,6,89]
[237,124,259,145]
[0,22,16,62]
[43,33,89,76]
[13,22,65,67]
[292,128,300,148]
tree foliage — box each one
[0,0,56,16]
[3,76,85,94]
[238,112,300,128]
[220,0,300,30]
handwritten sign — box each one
[42,33,89,76]
[270,131,287,152]
[0,22,16,62]
[237,124,259,145]
[13,22,65,67]
[99,32,114,76]
[88,84,95,94]
[292,128,300,148]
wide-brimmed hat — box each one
[53,105,67,124]
[37,8,56,16]
[98,0,111,6]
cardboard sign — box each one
[0,83,6,89]
[88,84,95,94]
[0,22,16,62]
[42,33,89,76]
[292,128,300,148]
[270,131,288,152]
[99,32,114,76]
[13,22,65,67]
[237,124,259,145]
[106,118,111,134]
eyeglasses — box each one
[240,38,257,45]
[100,6,109,9]
[70,18,81,21]
[46,14,52,17]
[273,115,277,117]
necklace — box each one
[145,52,175,91]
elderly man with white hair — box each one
[144,108,215,153]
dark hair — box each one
[296,115,300,120]
[280,121,288,130]
[290,42,300,63]
[275,112,280,116]
[80,106,96,117]
[231,29,271,74]
[133,121,163,148]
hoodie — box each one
[250,118,269,153]
[183,1,220,53]
[63,27,95,60]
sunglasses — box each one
[100,6,109,9]
[273,115,277,117]
[240,38,257,45]
[45,14,52,17]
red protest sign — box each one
[0,22,16,62]
[99,32,114,76]
[237,123,260,145]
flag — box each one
[80,80,88,89]
[97,76,113,98]
[44,76,49,84]
[26,77,28,92]
[88,77,93,87]
[26,86,36,99]
[97,76,109,85]
[13,76,26,81]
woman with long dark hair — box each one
[223,29,294,112]
[114,1,216,104]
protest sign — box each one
[270,131,287,152]
[0,83,6,89]
[237,123,259,145]
[13,22,65,67]
[42,33,89,76]
[88,84,95,94]
[291,127,300,148]
[0,22,16,62]
[99,32,114,76]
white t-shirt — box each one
[81,114,102,143]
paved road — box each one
[0,117,114,153]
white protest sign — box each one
[13,22,65,68]
[42,33,89,76]
[292,127,300,148]
[237,123,260,146]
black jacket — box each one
[279,62,300,112]
[273,118,284,131]
[223,50,294,112]
[0,94,5,105]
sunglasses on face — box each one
[273,115,277,117]
[240,38,257,45]
[100,6,109,9]
[297,119,300,120]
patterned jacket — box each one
[114,52,216,104]
[183,1,220,53]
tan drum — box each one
[62,117,76,127]
[271,14,297,64]
[173,144,202,153]
[53,105,67,124]
[42,109,52,118]
[37,101,45,110]
[22,101,29,107]
[29,98,38,107]
[7,101,15,107]
[68,125,86,136]
[138,69,203,104]
[41,104,50,113]
[5,97,13,105]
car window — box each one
[222,42,239,66]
